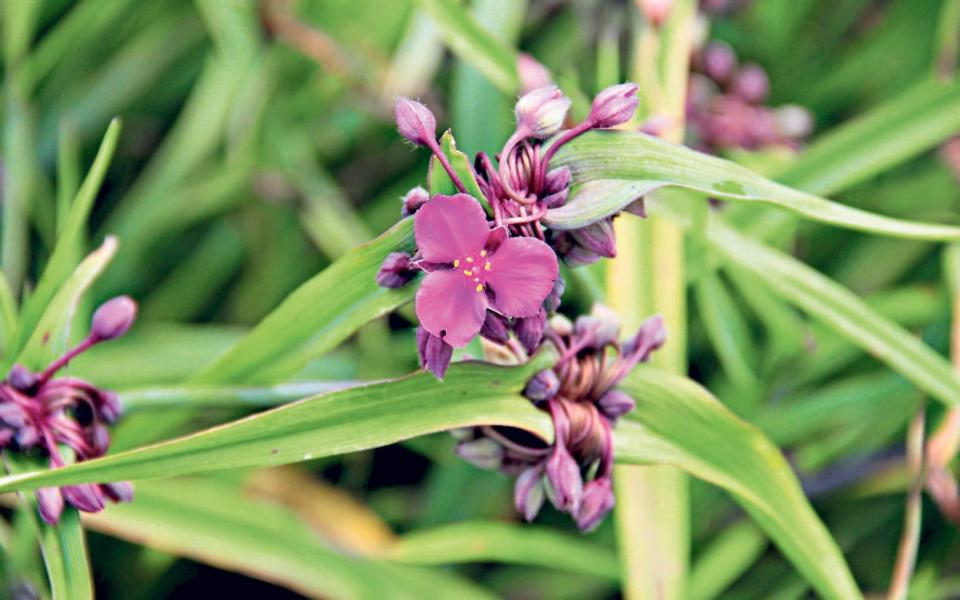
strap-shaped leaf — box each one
[546,130,960,241]
[0,352,554,492]
[615,367,861,600]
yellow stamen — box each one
[484,261,491,271]
[463,269,472,276]
[453,259,460,268]
[475,284,484,292]
[466,256,474,263]
[480,250,487,257]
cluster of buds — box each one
[0,297,137,524]
[685,41,813,153]
[455,313,665,531]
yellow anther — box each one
[463,269,472,276]
[480,250,487,257]
[475,283,484,292]
[453,259,460,268]
[484,261,491,271]
[466,256,474,263]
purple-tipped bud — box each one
[395,97,437,146]
[400,186,430,216]
[542,188,569,209]
[90,296,137,343]
[0,402,27,428]
[8,364,36,392]
[624,197,647,217]
[514,466,546,522]
[731,64,769,105]
[545,445,583,513]
[597,390,636,422]
[524,369,560,401]
[588,83,640,129]
[514,308,546,354]
[569,219,617,258]
[62,483,106,513]
[574,315,620,350]
[518,53,553,93]
[515,86,571,138]
[455,438,504,470]
[36,487,64,525]
[543,277,565,313]
[575,476,615,532]
[563,245,602,267]
[543,167,571,194]
[416,327,453,380]
[103,481,134,503]
[377,252,418,288]
[479,312,511,345]
[623,315,667,361]
[701,42,737,83]
[99,390,122,424]
[638,0,674,26]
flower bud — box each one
[524,369,560,401]
[574,314,620,350]
[62,483,106,513]
[543,167,571,195]
[515,86,571,138]
[416,327,453,380]
[455,438,504,470]
[99,390,122,424]
[514,466,546,522]
[518,53,552,92]
[569,219,617,258]
[8,364,36,392]
[575,476,615,532]
[563,245,602,267]
[103,481,134,503]
[545,445,582,513]
[624,197,647,217]
[701,42,737,83]
[638,0,673,26]
[514,308,546,353]
[479,311,511,345]
[36,488,64,524]
[376,252,417,288]
[395,97,437,146]
[90,296,137,342]
[400,186,430,216]
[623,315,667,361]
[774,105,814,140]
[16,425,39,448]
[588,83,640,129]
[543,277,565,313]
[597,390,636,422]
[731,64,769,105]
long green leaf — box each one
[0,353,554,491]
[83,478,494,600]
[14,119,121,358]
[384,521,620,581]
[615,367,862,600]
[547,130,960,240]
[418,0,519,94]
[193,219,417,384]
[16,236,118,370]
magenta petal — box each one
[414,194,490,263]
[487,238,559,318]
[416,270,488,348]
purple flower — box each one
[588,83,640,129]
[413,194,559,348]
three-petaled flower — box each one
[414,194,559,348]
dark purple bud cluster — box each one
[685,42,813,153]
[0,296,137,524]
[454,312,666,531]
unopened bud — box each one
[36,487,64,524]
[103,481,134,503]
[514,466,546,522]
[569,219,617,258]
[7,364,36,392]
[417,327,453,380]
[514,308,546,353]
[588,83,640,129]
[563,245,602,267]
[574,314,620,349]
[623,314,667,361]
[701,42,737,83]
[524,369,560,401]
[545,445,582,513]
[395,97,437,146]
[518,53,552,93]
[543,167,571,194]
[731,64,769,105]
[774,105,814,140]
[515,86,571,138]
[575,476,615,532]
[400,186,430,216]
[376,252,418,288]
[99,390,122,424]
[455,438,504,470]
[91,296,137,342]
[480,312,511,345]
[638,0,673,26]
[543,277,565,313]
[597,390,636,422]
[62,483,106,513]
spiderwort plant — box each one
[0,296,138,524]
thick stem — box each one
[424,138,469,195]
[540,120,594,173]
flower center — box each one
[453,250,492,293]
